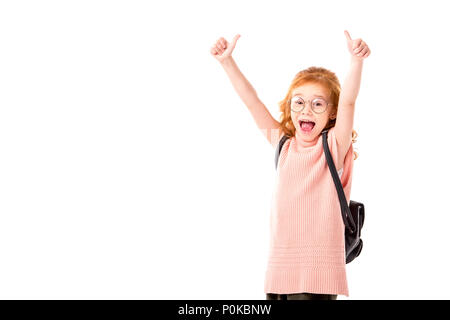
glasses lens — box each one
[291,96,304,111]
[312,98,327,113]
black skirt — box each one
[266,292,337,300]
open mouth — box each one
[299,120,315,133]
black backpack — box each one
[274,129,365,264]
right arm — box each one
[211,35,282,148]
[220,57,282,148]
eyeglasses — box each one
[290,96,332,114]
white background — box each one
[0,0,449,300]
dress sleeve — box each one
[267,128,283,149]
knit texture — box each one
[264,126,354,297]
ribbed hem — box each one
[264,266,349,297]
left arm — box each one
[339,57,364,106]
[334,30,371,152]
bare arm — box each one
[220,57,282,147]
[335,31,371,157]
[211,35,282,148]
[334,58,362,154]
[339,57,363,106]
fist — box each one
[210,35,241,63]
[344,30,371,60]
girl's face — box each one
[290,83,336,142]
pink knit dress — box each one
[264,126,354,297]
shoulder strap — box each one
[274,135,289,169]
[321,129,356,233]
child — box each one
[210,31,370,300]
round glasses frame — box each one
[290,96,333,114]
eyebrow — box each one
[292,93,327,99]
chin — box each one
[297,127,318,138]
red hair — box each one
[278,66,359,160]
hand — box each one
[210,34,241,63]
[344,30,371,60]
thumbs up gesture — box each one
[210,34,241,63]
[344,30,371,60]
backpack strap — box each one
[322,129,356,233]
[274,135,289,169]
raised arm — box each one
[211,35,282,148]
[334,30,371,154]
